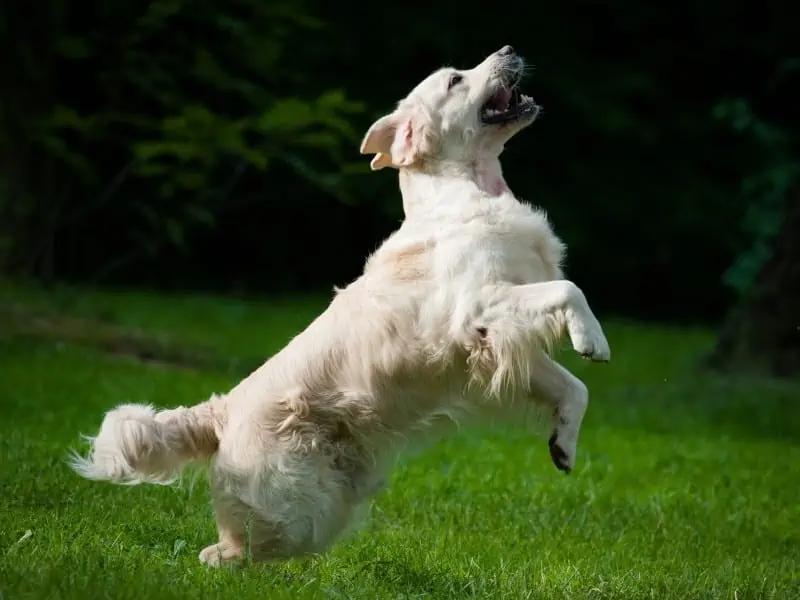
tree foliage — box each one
[1,0,797,322]
[708,79,800,376]
[714,97,798,292]
[1,0,364,280]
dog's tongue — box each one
[488,87,512,111]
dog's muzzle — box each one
[480,45,540,125]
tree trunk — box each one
[707,185,800,377]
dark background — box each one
[3,0,797,324]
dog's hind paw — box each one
[199,541,245,567]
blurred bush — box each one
[1,1,796,321]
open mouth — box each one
[480,80,539,125]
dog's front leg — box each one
[474,281,607,473]
[481,280,611,362]
[527,356,589,474]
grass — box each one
[1,282,798,599]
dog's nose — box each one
[497,45,516,57]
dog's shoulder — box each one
[362,222,438,284]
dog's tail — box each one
[69,396,224,485]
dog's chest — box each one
[437,202,565,285]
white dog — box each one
[70,46,610,566]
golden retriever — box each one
[70,45,611,566]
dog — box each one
[70,45,610,566]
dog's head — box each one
[360,46,540,171]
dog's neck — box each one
[398,156,509,217]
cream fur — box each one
[70,47,610,566]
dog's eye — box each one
[448,74,463,89]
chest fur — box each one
[366,199,564,288]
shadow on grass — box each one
[358,558,478,598]
[0,303,264,377]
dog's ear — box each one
[360,114,398,159]
[369,152,395,170]
[360,107,433,170]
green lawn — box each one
[1,283,798,599]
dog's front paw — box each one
[571,323,611,363]
[548,432,575,474]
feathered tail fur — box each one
[69,396,224,485]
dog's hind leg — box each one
[199,488,253,566]
[200,476,296,567]
[200,458,363,566]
